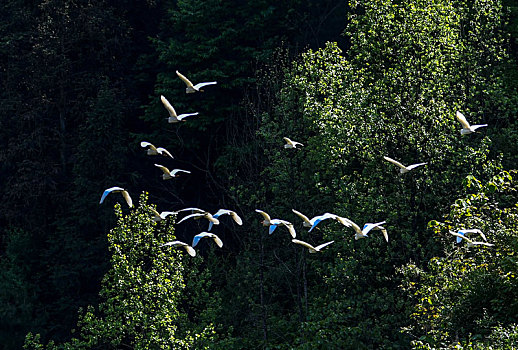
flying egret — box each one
[291,209,351,232]
[283,137,304,149]
[449,231,493,247]
[160,95,199,123]
[140,141,174,158]
[256,210,296,237]
[255,209,272,226]
[208,209,243,231]
[176,212,220,225]
[160,241,196,257]
[176,70,217,93]
[176,207,207,214]
[383,156,427,174]
[192,232,223,248]
[292,239,334,253]
[150,207,177,222]
[452,229,487,244]
[341,218,388,242]
[456,111,488,135]
[99,187,133,208]
[310,213,351,232]
[154,164,191,180]
[269,219,297,238]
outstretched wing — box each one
[121,190,133,208]
[160,95,177,117]
[193,81,217,90]
[170,169,191,176]
[255,209,271,221]
[292,239,316,251]
[292,209,311,225]
[361,221,386,235]
[154,164,170,175]
[177,213,204,225]
[456,111,471,129]
[140,141,156,150]
[176,70,194,88]
[383,156,406,169]
[176,112,199,121]
[470,124,488,131]
[315,240,335,251]
[156,147,174,159]
[406,162,427,171]
[100,186,124,204]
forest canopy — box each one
[0,0,516,349]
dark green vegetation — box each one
[0,0,516,349]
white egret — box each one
[208,209,243,230]
[383,156,427,174]
[342,218,388,242]
[452,229,487,244]
[269,219,296,238]
[283,137,304,149]
[99,187,133,208]
[291,209,351,232]
[140,141,174,158]
[256,210,296,237]
[255,209,272,226]
[160,241,196,257]
[160,95,199,123]
[176,70,217,93]
[192,232,223,248]
[292,239,334,253]
[456,111,488,135]
[176,207,207,214]
[154,164,191,180]
[150,208,177,222]
[176,212,220,225]
[449,231,493,247]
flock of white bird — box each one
[98,71,493,257]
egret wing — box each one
[383,156,406,169]
[456,111,471,129]
[176,70,194,88]
[160,95,177,117]
[193,81,217,90]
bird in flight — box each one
[256,209,272,226]
[160,241,196,257]
[176,70,217,93]
[192,232,223,248]
[140,141,174,158]
[456,111,487,135]
[292,239,334,253]
[177,212,220,226]
[154,164,191,180]
[449,230,494,247]
[208,209,243,231]
[341,218,388,242]
[291,209,351,232]
[269,219,297,238]
[283,137,304,149]
[99,187,133,208]
[150,207,177,222]
[383,156,427,174]
[160,95,199,123]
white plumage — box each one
[176,70,217,93]
[292,239,334,253]
[99,187,133,208]
[456,111,488,135]
[160,95,199,123]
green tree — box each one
[25,193,214,349]
[226,0,516,347]
[404,171,518,349]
